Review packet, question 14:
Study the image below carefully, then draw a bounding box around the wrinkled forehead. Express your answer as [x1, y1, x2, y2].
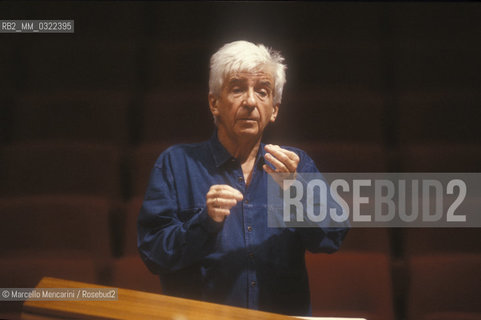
[224, 69, 275, 86]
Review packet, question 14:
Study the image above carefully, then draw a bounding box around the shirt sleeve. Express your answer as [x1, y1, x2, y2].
[292, 148, 350, 253]
[137, 153, 222, 274]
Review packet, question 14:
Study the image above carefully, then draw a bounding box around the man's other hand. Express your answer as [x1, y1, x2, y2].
[206, 185, 243, 222]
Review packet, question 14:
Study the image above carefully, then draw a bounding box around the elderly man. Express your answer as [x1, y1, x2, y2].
[138, 40, 348, 316]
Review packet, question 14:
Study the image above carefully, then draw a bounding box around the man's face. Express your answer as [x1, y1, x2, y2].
[209, 70, 278, 140]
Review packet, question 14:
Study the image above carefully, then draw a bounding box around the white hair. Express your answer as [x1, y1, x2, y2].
[209, 40, 287, 105]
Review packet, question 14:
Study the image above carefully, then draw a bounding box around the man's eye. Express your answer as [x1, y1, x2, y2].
[257, 90, 268, 97]
[232, 87, 242, 94]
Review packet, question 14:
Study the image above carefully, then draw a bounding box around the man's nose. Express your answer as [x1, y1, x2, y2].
[244, 88, 257, 108]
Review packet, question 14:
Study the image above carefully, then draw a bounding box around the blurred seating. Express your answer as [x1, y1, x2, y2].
[146, 42, 211, 90]
[294, 142, 387, 172]
[110, 256, 162, 294]
[403, 228, 481, 257]
[109, 197, 161, 293]
[20, 39, 138, 91]
[394, 0, 481, 90]
[306, 252, 395, 320]
[11, 91, 131, 145]
[115, 196, 143, 256]
[0, 196, 114, 314]
[396, 90, 480, 144]
[396, 217, 481, 319]
[0, 257, 98, 287]
[340, 228, 391, 254]
[0, 196, 113, 258]
[268, 89, 386, 144]
[288, 40, 384, 91]
[399, 143, 481, 172]
[422, 312, 481, 320]
[139, 90, 214, 143]
[0, 42, 15, 84]
[0, 256, 98, 315]
[0, 143, 123, 198]
[0, 95, 14, 144]
[406, 254, 481, 320]
[128, 144, 171, 198]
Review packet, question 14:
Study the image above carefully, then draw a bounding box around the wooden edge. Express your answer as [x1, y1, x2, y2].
[22, 277, 297, 320]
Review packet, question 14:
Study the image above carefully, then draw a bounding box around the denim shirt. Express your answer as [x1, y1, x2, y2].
[137, 132, 348, 316]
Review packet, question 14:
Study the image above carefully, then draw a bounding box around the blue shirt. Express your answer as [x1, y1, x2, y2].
[137, 132, 348, 316]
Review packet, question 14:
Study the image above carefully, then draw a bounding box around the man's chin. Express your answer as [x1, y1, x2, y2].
[236, 127, 261, 138]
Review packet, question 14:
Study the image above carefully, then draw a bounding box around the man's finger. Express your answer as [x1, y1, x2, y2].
[263, 164, 275, 175]
[209, 207, 231, 216]
[207, 197, 238, 209]
[266, 144, 300, 163]
[265, 150, 296, 173]
[208, 185, 243, 201]
[211, 189, 243, 201]
[208, 207, 231, 222]
[267, 145, 299, 162]
[210, 184, 243, 195]
[265, 145, 299, 172]
[283, 149, 300, 162]
[265, 153, 288, 172]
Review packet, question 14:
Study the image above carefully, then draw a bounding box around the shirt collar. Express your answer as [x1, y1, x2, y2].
[208, 130, 266, 168]
[209, 131, 235, 168]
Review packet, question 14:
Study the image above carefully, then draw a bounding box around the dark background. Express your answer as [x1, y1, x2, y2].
[1, 2, 480, 320]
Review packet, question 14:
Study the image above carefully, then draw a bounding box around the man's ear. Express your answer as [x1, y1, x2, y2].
[270, 104, 279, 123]
[208, 93, 219, 117]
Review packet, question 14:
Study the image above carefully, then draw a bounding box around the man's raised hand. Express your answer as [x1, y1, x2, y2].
[263, 144, 300, 188]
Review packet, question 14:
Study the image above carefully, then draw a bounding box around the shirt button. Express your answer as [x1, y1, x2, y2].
[238, 176, 243, 183]
[244, 199, 249, 204]
[250, 281, 256, 287]
[247, 226, 253, 232]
